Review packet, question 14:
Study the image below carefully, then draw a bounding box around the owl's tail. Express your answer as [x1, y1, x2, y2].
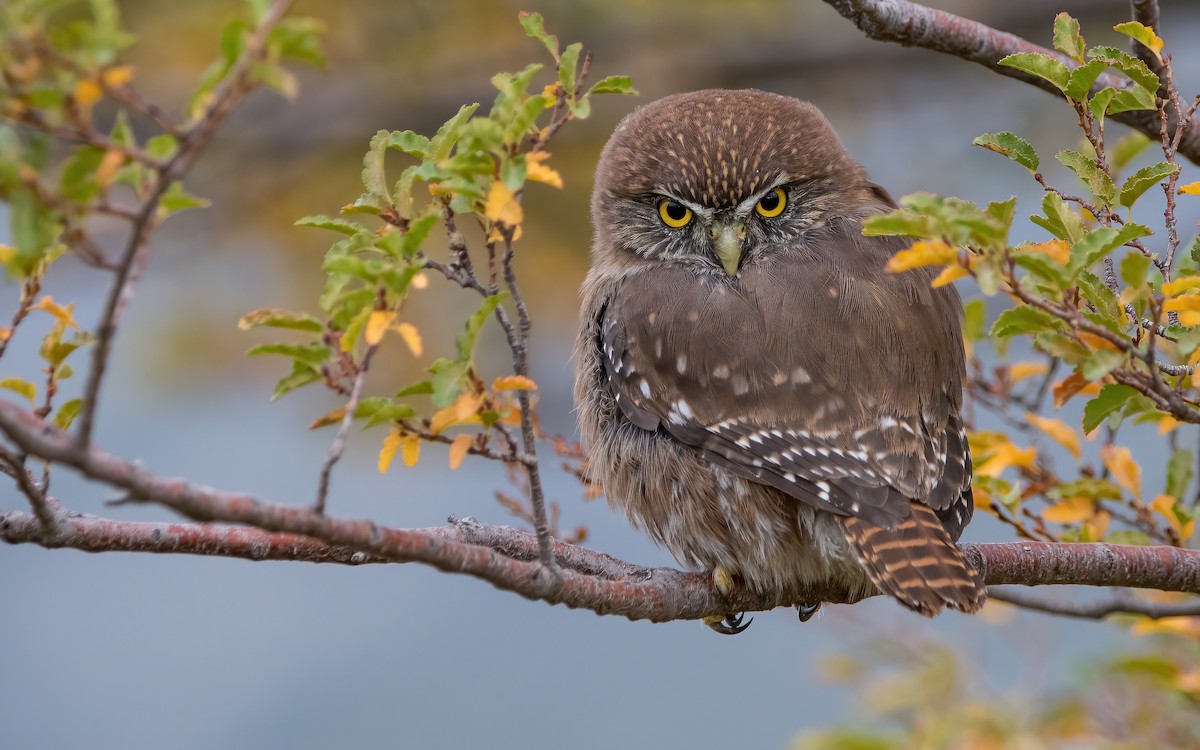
[841, 501, 986, 616]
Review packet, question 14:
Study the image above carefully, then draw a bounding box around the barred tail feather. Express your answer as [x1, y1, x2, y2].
[841, 501, 986, 616]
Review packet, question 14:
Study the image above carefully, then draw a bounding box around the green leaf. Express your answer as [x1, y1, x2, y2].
[145, 134, 179, 161]
[387, 130, 430, 159]
[1119, 252, 1152, 289]
[1167, 448, 1193, 501]
[1068, 223, 1152, 276]
[394, 211, 439, 258]
[158, 181, 210, 217]
[1082, 383, 1138, 432]
[247, 342, 331, 367]
[58, 146, 105, 202]
[1031, 193, 1085, 245]
[428, 358, 470, 409]
[53, 397, 82, 430]
[238, 308, 323, 333]
[1081, 349, 1125, 380]
[1107, 86, 1157, 114]
[269, 16, 327, 68]
[986, 197, 1018, 232]
[998, 52, 1069, 91]
[1049, 479, 1122, 501]
[587, 75, 638, 96]
[1113, 21, 1164, 63]
[396, 380, 435, 398]
[991, 307, 1058, 337]
[361, 130, 390, 204]
[354, 397, 417, 428]
[1052, 13, 1086, 63]
[1056, 150, 1116, 206]
[295, 215, 366, 236]
[972, 132, 1038, 172]
[0, 377, 35, 403]
[962, 299, 986, 341]
[427, 103, 480, 162]
[272, 361, 321, 400]
[1110, 132, 1153, 174]
[1013, 252, 1068, 291]
[1119, 162, 1179, 208]
[456, 292, 509, 363]
[1090, 88, 1117, 126]
[518, 11, 558, 59]
[861, 211, 934, 238]
[559, 42, 582, 98]
[1088, 46, 1161, 92]
[1064, 60, 1109, 101]
[1035, 332, 1089, 364]
[1106, 529, 1153, 545]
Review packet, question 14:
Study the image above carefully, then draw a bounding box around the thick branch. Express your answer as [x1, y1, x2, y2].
[824, 0, 1200, 166]
[2, 399, 1200, 625]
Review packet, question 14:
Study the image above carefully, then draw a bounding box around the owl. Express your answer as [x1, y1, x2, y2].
[573, 89, 986, 633]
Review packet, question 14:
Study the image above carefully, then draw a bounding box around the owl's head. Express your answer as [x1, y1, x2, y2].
[592, 89, 887, 276]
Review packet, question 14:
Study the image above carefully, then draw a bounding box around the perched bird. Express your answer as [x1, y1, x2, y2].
[573, 89, 986, 633]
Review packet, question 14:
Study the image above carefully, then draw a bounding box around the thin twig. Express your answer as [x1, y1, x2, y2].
[313, 345, 376, 514]
[0, 444, 57, 534]
[990, 585, 1200, 620]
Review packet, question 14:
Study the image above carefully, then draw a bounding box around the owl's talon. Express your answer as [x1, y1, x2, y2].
[796, 602, 822, 622]
[712, 566, 736, 596]
[703, 612, 753, 635]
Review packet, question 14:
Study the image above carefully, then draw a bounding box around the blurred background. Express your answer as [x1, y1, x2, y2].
[3, 0, 1200, 747]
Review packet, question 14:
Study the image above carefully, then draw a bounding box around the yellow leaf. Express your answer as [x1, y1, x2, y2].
[1151, 494, 1192, 539]
[402, 433, 420, 467]
[1009, 362, 1049, 382]
[32, 296, 77, 328]
[1179, 182, 1200, 195]
[930, 264, 968, 287]
[411, 273, 429, 290]
[1163, 293, 1200, 312]
[1043, 496, 1095, 524]
[309, 406, 346, 430]
[365, 310, 397, 346]
[74, 78, 103, 108]
[0, 244, 15, 264]
[394, 322, 422, 357]
[95, 149, 125, 188]
[1077, 331, 1121, 352]
[1101, 444, 1141, 498]
[1161, 276, 1200, 296]
[448, 434, 472, 470]
[454, 392, 483, 421]
[0, 377, 36, 403]
[1022, 239, 1070, 266]
[1084, 509, 1111, 541]
[1180, 310, 1200, 327]
[429, 405, 456, 434]
[885, 240, 956, 272]
[526, 153, 563, 189]
[379, 428, 403, 473]
[975, 441, 1037, 478]
[1024, 412, 1081, 459]
[484, 181, 524, 227]
[1052, 372, 1100, 409]
[101, 65, 134, 88]
[1157, 415, 1183, 435]
[486, 224, 523, 243]
[493, 375, 538, 391]
[0, 328, 11, 343]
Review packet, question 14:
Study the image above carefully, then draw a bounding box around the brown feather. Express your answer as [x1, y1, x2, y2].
[842, 502, 986, 616]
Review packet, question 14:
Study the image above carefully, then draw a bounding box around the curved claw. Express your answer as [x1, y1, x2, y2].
[796, 602, 822, 622]
[704, 612, 753, 635]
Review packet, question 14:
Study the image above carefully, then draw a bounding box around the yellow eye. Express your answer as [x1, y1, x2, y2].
[755, 187, 787, 218]
[657, 198, 693, 228]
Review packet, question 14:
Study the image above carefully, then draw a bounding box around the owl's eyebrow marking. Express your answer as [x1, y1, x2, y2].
[734, 177, 793, 217]
[653, 191, 713, 220]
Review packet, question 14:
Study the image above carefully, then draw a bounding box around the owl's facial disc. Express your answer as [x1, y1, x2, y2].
[709, 220, 745, 276]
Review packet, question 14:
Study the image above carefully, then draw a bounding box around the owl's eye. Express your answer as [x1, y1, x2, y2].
[754, 188, 787, 218]
[657, 198, 693, 228]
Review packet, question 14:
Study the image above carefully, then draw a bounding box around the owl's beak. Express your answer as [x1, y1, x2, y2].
[711, 221, 746, 277]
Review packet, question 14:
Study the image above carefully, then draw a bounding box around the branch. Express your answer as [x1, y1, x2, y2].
[2, 399, 1199, 625]
[74, 0, 295, 449]
[824, 0, 1200, 166]
[989, 585, 1200, 620]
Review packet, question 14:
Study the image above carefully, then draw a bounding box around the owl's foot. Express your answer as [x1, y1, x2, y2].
[796, 602, 822, 622]
[703, 612, 753, 635]
[712, 566, 736, 596]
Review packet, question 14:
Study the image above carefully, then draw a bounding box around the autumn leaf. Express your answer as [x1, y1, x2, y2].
[930, 264, 968, 288]
[309, 406, 346, 430]
[411, 273, 429, 290]
[101, 65, 135, 88]
[493, 375, 538, 391]
[32, 296, 77, 328]
[526, 152, 563, 189]
[1101, 444, 1141, 498]
[885, 240, 956, 272]
[448, 434, 473, 470]
[365, 310, 397, 346]
[1163, 294, 1200, 313]
[402, 433, 420, 467]
[485, 181, 524, 227]
[455, 392, 483, 421]
[395, 322, 422, 357]
[1160, 276, 1200, 296]
[1179, 182, 1200, 195]
[1025, 412, 1081, 459]
[975, 441, 1037, 478]
[379, 428, 403, 473]
[74, 78, 103, 108]
[1023, 239, 1069, 265]
[1043, 496, 1095, 524]
[1009, 362, 1050, 382]
[1052, 371, 1101, 409]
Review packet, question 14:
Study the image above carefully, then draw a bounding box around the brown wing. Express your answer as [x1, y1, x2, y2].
[599, 218, 972, 535]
